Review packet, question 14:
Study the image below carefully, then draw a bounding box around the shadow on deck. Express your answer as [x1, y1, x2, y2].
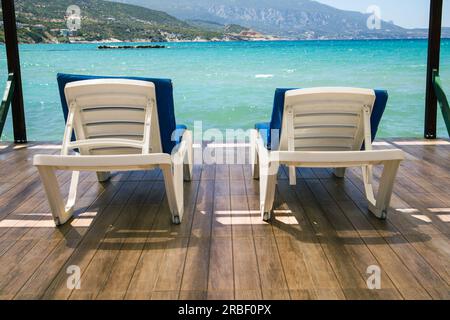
[0, 139, 449, 300]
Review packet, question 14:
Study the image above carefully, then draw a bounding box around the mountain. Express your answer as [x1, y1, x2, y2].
[186, 19, 249, 34]
[111, 0, 450, 39]
[0, 0, 237, 43]
[3, 1, 448, 43]
[407, 27, 450, 39]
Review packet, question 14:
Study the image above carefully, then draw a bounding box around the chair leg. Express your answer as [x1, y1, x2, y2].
[162, 164, 184, 224]
[183, 130, 193, 182]
[37, 167, 79, 226]
[252, 153, 260, 180]
[96, 171, 111, 182]
[362, 165, 376, 205]
[250, 129, 260, 179]
[289, 166, 296, 185]
[368, 161, 401, 219]
[260, 161, 279, 221]
[334, 168, 346, 178]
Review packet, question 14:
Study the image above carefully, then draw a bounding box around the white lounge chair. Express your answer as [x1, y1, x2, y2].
[34, 79, 193, 226]
[251, 87, 404, 221]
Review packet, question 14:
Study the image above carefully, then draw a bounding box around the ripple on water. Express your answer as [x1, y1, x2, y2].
[0, 40, 449, 141]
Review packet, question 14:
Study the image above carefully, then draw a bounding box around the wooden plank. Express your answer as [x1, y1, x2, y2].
[180, 237, 210, 292]
[290, 177, 391, 300]
[233, 237, 262, 299]
[342, 168, 450, 288]
[0, 140, 448, 300]
[334, 170, 450, 298]
[242, 168, 290, 298]
[212, 164, 231, 237]
[0, 169, 72, 245]
[230, 165, 253, 237]
[308, 178, 425, 299]
[230, 164, 262, 298]
[123, 237, 168, 299]
[0, 170, 90, 270]
[95, 176, 168, 299]
[11, 175, 117, 299]
[207, 291, 234, 300]
[125, 165, 203, 299]
[253, 235, 290, 298]
[69, 203, 148, 300]
[275, 181, 346, 299]
[207, 164, 234, 295]
[41, 182, 139, 299]
[150, 236, 189, 294]
[244, 172, 273, 238]
[125, 178, 200, 299]
[69, 177, 162, 299]
[179, 290, 207, 300]
[207, 237, 234, 293]
[95, 204, 162, 299]
[190, 179, 214, 238]
[179, 163, 216, 295]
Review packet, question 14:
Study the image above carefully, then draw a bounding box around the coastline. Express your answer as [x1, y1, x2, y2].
[5, 36, 448, 45]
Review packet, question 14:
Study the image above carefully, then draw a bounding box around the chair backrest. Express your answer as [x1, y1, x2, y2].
[266, 88, 388, 150]
[278, 87, 376, 152]
[57, 73, 178, 154]
[61, 79, 162, 156]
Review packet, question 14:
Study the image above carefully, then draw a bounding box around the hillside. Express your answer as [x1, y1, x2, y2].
[2, 1, 448, 43]
[112, 0, 450, 39]
[0, 0, 231, 43]
[186, 19, 249, 34]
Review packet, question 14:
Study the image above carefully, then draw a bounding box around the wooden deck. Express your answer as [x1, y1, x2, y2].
[0, 139, 449, 300]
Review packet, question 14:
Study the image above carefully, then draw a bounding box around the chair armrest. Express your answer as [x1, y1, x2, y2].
[171, 129, 192, 164]
[33, 153, 172, 171]
[252, 129, 270, 164]
[272, 149, 404, 167]
[255, 122, 271, 149]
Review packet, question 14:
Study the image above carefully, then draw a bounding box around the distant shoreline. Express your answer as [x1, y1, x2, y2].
[2, 37, 449, 45]
[63, 37, 450, 44]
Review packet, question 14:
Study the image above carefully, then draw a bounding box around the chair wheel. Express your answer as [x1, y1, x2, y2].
[263, 212, 271, 222]
[173, 216, 181, 225]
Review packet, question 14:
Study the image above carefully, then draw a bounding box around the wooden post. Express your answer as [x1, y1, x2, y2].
[424, 0, 443, 139]
[1, 0, 27, 143]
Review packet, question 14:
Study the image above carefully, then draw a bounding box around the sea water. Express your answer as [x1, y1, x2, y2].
[0, 39, 449, 141]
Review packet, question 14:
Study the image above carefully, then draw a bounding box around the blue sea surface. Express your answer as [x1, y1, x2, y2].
[0, 39, 449, 141]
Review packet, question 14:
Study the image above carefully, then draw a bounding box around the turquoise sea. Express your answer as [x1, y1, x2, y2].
[1, 39, 449, 141]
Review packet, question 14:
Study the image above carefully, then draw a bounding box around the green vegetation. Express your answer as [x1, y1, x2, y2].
[186, 20, 249, 34]
[0, 0, 227, 43]
[224, 24, 249, 34]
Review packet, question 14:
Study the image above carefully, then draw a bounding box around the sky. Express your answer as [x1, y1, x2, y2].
[316, 0, 450, 28]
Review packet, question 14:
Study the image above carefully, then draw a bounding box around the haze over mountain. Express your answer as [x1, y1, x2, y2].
[111, 0, 449, 39]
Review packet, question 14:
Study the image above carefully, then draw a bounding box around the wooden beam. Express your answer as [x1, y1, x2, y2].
[424, 0, 443, 139]
[1, 0, 27, 143]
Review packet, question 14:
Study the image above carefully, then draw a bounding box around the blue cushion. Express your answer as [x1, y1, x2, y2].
[254, 122, 270, 147]
[173, 124, 187, 145]
[57, 73, 185, 154]
[256, 88, 388, 150]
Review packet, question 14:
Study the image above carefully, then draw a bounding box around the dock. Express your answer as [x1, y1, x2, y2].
[0, 139, 448, 300]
